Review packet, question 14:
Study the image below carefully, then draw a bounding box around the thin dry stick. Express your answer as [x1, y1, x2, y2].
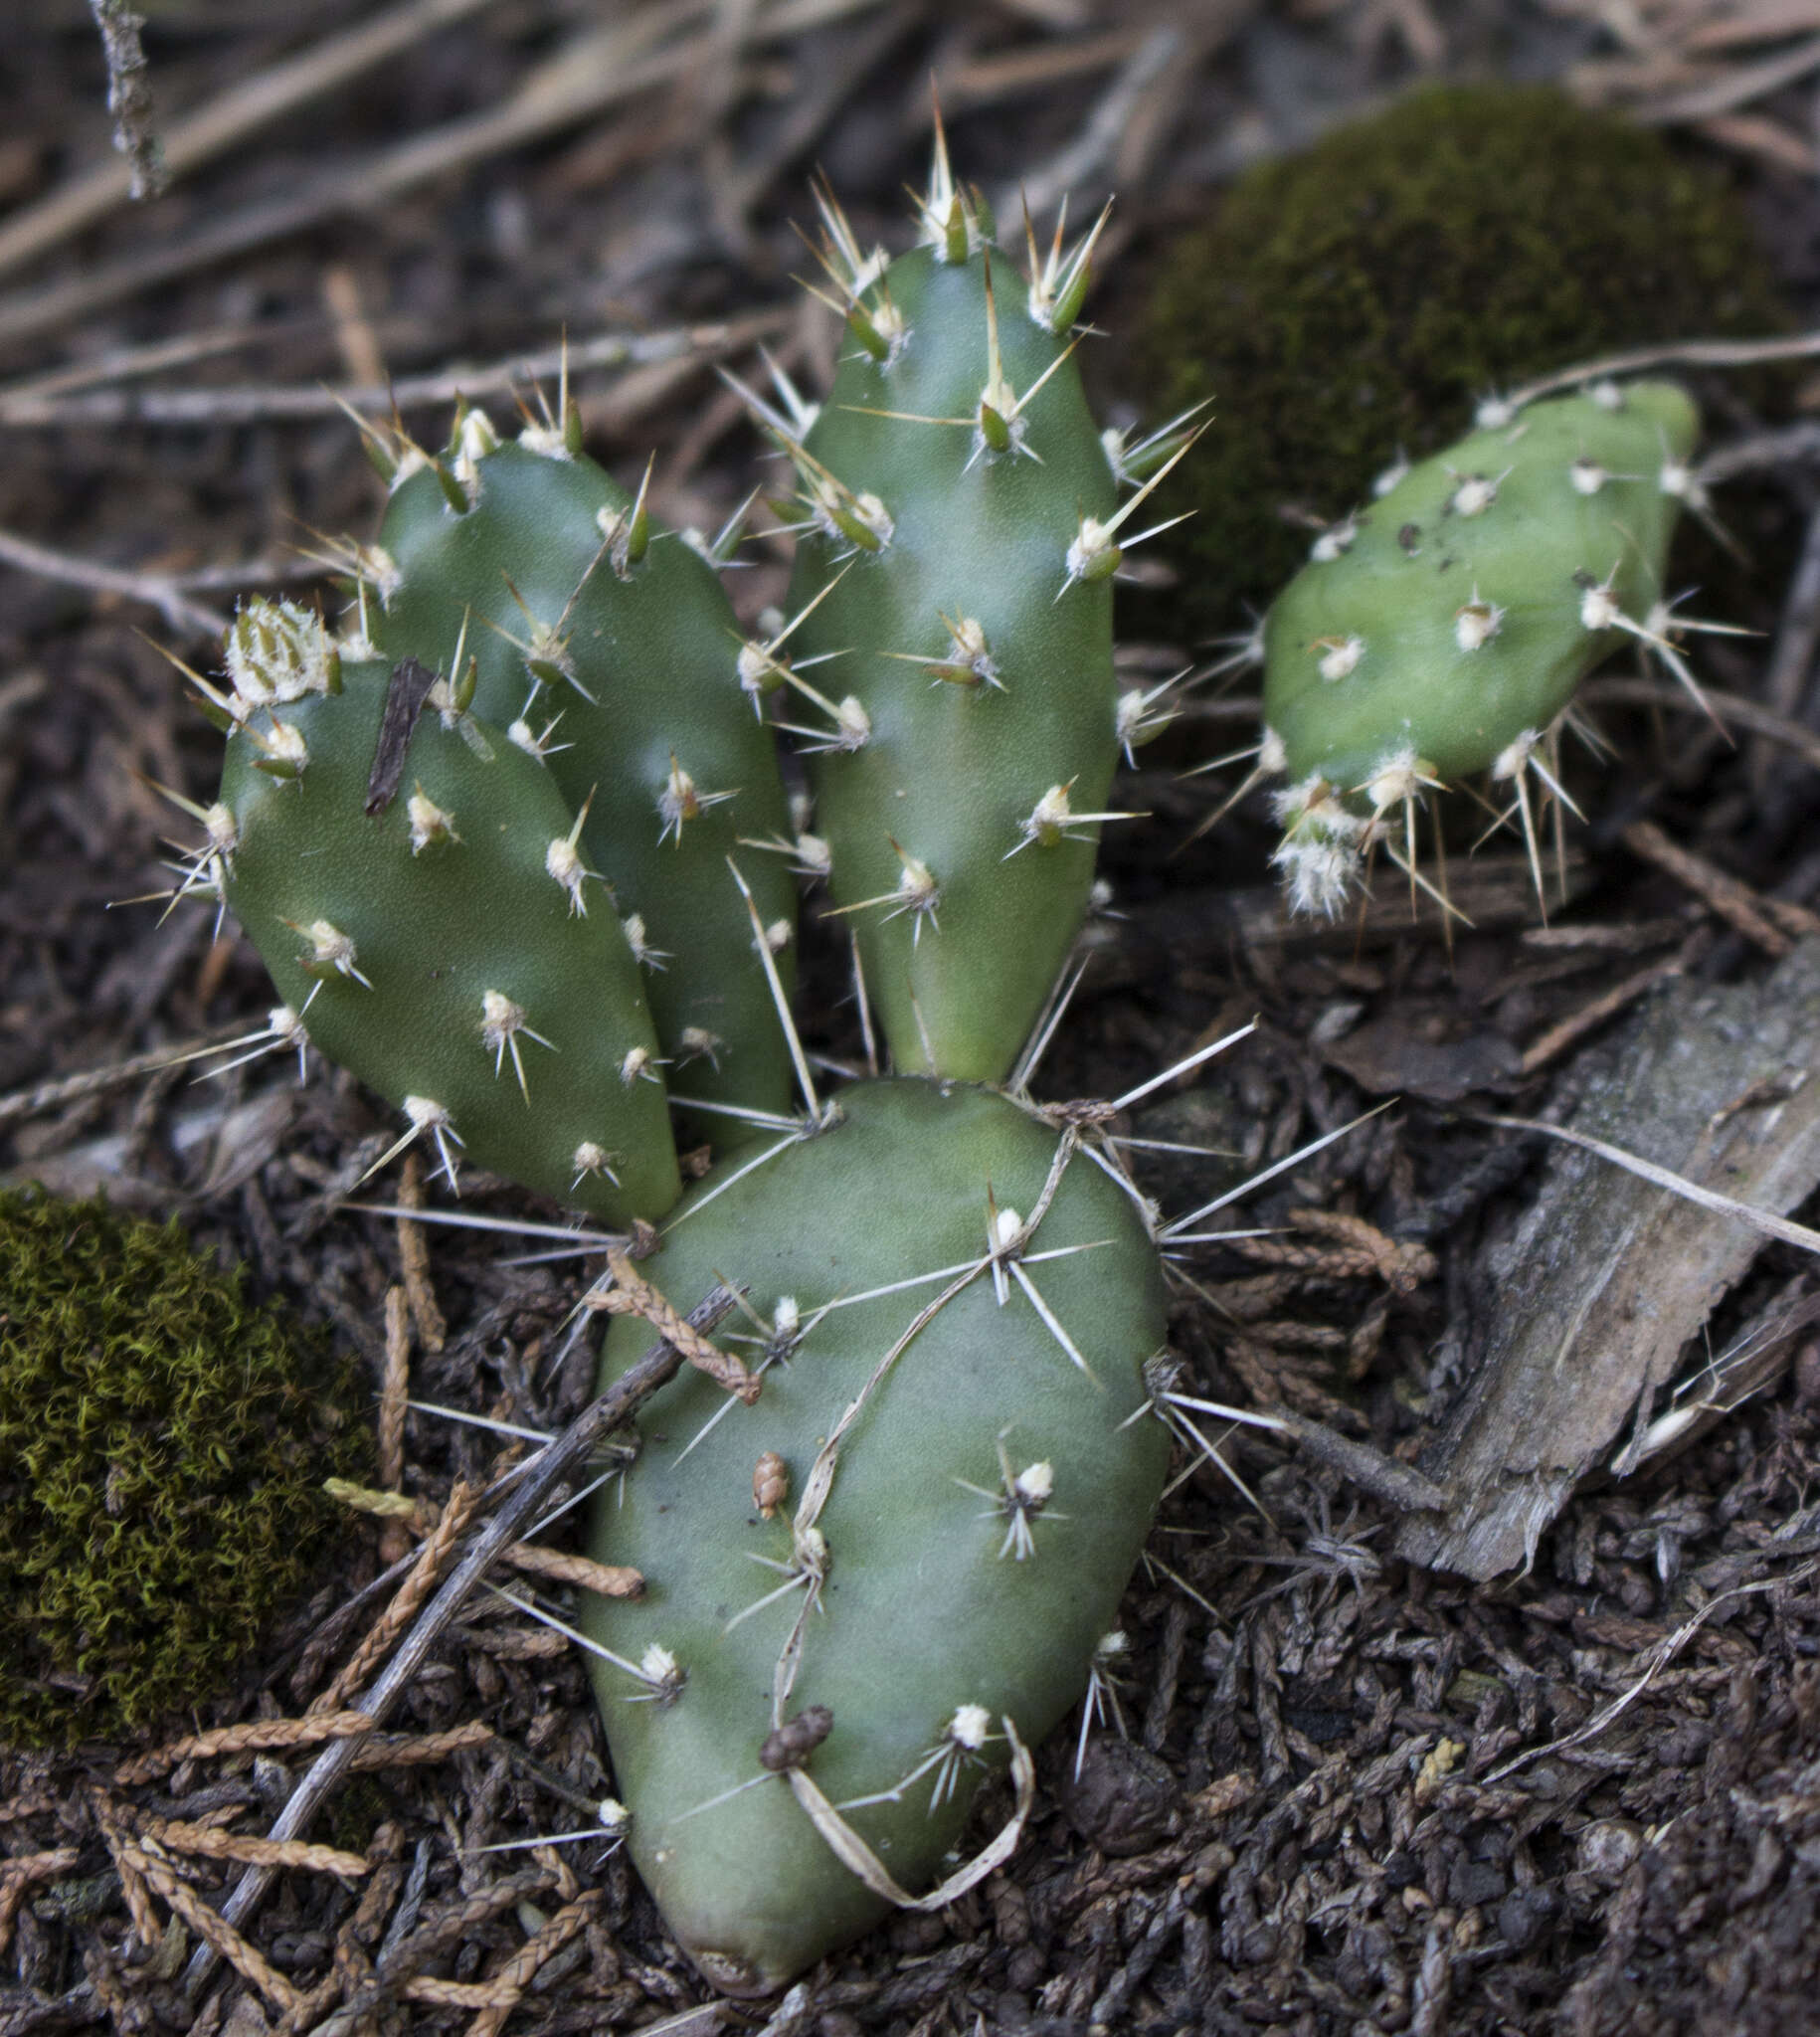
[4, 0, 492, 279]
[183, 1285, 737, 1999]
[0, 312, 792, 430]
[1582, 675, 1820, 774]
[0, 1028, 240, 1131]
[115, 1711, 375, 1787]
[88, 0, 163, 200]
[1520, 941, 1701, 1075]
[0, 524, 225, 636]
[397, 1152, 447, 1352]
[1620, 818, 1807, 957]
[1505, 329, 1820, 410]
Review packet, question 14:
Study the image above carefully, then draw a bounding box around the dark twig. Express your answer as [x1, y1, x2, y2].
[181, 1282, 737, 2002]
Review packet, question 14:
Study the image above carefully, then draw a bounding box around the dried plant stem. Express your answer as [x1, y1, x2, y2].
[88, 0, 163, 201]
[0, 524, 225, 636]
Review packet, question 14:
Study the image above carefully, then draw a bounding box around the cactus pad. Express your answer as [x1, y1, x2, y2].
[581, 1077, 1169, 1991]
[778, 170, 1124, 1080]
[216, 619, 680, 1222]
[1258, 381, 1699, 914]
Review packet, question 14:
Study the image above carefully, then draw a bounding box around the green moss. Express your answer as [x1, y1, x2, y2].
[0, 1189, 366, 1749]
[1125, 84, 1788, 644]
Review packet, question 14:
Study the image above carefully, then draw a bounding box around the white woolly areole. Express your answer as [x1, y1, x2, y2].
[1454, 598, 1505, 652]
[546, 833, 588, 910]
[1474, 396, 1516, 431]
[774, 1295, 801, 1338]
[1310, 515, 1358, 562]
[404, 1095, 451, 1131]
[1448, 473, 1499, 517]
[1365, 745, 1430, 814]
[1317, 635, 1365, 682]
[1014, 1462, 1054, 1505]
[993, 1207, 1024, 1250]
[1579, 582, 1624, 633]
[1569, 457, 1608, 496]
[408, 791, 455, 853]
[949, 1704, 992, 1750]
[1492, 728, 1540, 782]
[639, 1644, 678, 1683]
[1259, 727, 1289, 777]
[1372, 451, 1412, 495]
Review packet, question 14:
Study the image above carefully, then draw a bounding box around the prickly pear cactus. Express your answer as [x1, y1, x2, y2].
[1259, 381, 1700, 914]
[773, 148, 1141, 1081]
[353, 408, 799, 1126]
[581, 1078, 1170, 1993]
[211, 602, 681, 1222]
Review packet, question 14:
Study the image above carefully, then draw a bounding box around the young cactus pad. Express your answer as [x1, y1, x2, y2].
[580, 1077, 1170, 1992]
[779, 174, 1123, 1081]
[1260, 381, 1699, 913]
[215, 615, 680, 1222]
[363, 422, 799, 1124]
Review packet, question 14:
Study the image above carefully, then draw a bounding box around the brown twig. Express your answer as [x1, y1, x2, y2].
[1519, 936, 1706, 1075]
[0, 524, 226, 636]
[593, 1246, 757, 1400]
[1620, 819, 1810, 957]
[1582, 674, 1820, 774]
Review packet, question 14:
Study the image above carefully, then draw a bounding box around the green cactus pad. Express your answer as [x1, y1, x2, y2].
[1260, 382, 1698, 912]
[581, 1077, 1169, 1992]
[782, 196, 1120, 1082]
[365, 427, 799, 1126]
[218, 639, 680, 1222]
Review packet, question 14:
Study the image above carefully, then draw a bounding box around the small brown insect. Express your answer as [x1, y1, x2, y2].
[759, 1705, 832, 1772]
[753, 1451, 789, 1519]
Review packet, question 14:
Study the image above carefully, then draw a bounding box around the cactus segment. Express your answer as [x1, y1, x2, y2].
[1258, 382, 1699, 913]
[364, 433, 799, 1124]
[580, 1078, 1170, 1992]
[217, 644, 680, 1222]
[782, 205, 1120, 1081]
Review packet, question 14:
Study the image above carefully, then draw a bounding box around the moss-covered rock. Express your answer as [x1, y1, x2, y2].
[1125, 84, 1788, 644]
[0, 1190, 365, 1749]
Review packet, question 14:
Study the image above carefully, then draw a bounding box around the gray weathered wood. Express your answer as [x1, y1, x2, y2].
[1397, 937, 1820, 1579]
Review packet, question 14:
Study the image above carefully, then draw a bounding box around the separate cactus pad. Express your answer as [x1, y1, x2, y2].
[1259, 381, 1699, 914]
[778, 165, 1124, 1081]
[214, 606, 680, 1222]
[581, 1077, 1170, 1992]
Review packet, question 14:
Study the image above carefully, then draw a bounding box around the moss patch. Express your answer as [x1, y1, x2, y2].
[0, 1189, 366, 1749]
[1124, 84, 1789, 645]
